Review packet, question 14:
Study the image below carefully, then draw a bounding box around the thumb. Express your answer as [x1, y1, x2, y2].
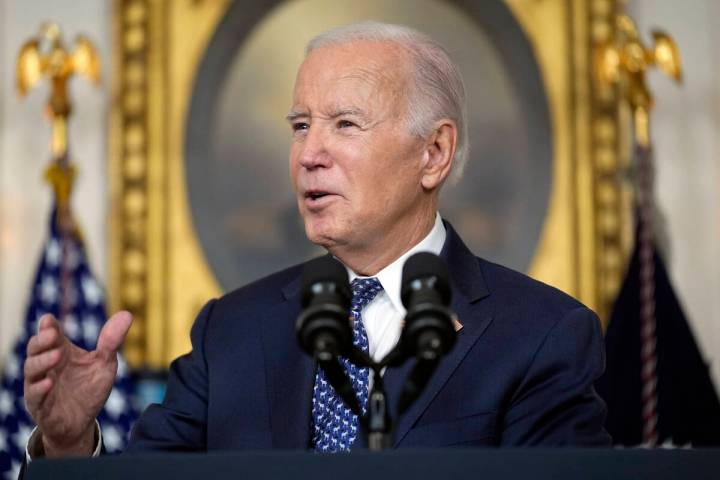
[96, 311, 133, 361]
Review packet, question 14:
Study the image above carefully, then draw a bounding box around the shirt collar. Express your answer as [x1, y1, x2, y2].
[347, 213, 446, 313]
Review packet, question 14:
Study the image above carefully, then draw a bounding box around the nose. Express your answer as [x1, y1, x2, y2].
[297, 125, 331, 170]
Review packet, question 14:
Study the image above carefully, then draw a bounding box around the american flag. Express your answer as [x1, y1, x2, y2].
[0, 207, 138, 479]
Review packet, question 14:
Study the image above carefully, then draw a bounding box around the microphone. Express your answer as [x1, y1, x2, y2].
[400, 252, 456, 360]
[397, 252, 457, 414]
[297, 256, 352, 360]
[296, 256, 361, 415]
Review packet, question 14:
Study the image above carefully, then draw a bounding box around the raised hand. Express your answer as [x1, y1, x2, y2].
[23, 311, 133, 457]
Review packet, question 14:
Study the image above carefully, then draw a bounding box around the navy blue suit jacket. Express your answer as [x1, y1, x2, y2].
[126, 222, 610, 451]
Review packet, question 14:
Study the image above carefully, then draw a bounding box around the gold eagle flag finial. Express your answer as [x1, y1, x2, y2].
[16, 22, 101, 209]
[594, 13, 682, 147]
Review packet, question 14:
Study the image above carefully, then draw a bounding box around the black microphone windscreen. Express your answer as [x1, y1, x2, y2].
[401, 252, 451, 305]
[300, 256, 351, 306]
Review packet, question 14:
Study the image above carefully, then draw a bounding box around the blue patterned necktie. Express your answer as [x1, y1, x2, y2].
[311, 277, 383, 452]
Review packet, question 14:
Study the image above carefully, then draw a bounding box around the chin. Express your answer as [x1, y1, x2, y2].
[303, 217, 345, 250]
[303, 219, 333, 247]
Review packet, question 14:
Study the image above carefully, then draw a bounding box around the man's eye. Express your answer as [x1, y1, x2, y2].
[338, 120, 356, 129]
[292, 122, 309, 132]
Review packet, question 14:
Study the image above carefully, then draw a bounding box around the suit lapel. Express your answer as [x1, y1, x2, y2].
[385, 221, 493, 447]
[261, 276, 315, 449]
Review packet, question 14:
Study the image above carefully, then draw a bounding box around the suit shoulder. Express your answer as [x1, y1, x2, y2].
[478, 257, 590, 318]
[212, 261, 305, 314]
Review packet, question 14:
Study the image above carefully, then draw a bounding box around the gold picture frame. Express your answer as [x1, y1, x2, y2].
[110, 0, 631, 369]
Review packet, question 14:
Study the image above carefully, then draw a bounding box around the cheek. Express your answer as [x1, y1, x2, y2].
[288, 150, 303, 190]
[326, 133, 421, 210]
[343, 165, 397, 221]
[365, 147, 421, 196]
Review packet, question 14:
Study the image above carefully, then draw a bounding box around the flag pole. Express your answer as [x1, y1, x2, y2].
[635, 116, 659, 446]
[1, 25, 134, 476]
[594, 13, 682, 447]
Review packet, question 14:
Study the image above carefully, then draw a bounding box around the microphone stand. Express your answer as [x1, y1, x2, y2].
[342, 343, 440, 451]
[331, 348, 394, 451]
[366, 367, 391, 451]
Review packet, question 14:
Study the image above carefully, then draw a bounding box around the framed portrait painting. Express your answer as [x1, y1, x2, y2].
[110, 0, 631, 368]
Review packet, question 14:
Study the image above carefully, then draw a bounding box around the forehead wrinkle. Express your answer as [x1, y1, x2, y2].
[336, 67, 410, 122]
[338, 65, 385, 88]
[338, 57, 409, 98]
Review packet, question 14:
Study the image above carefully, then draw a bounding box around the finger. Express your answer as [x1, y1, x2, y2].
[96, 311, 133, 361]
[38, 313, 59, 332]
[39, 314, 68, 347]
[24, 377, 53, 413]
[26, 326, 62, 356]
[24, 348, 62, 383]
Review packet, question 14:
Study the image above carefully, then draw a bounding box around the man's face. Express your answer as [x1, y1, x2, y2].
[288, 41, 428, 256]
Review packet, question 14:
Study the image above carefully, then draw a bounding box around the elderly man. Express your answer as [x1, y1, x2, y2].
[23, 22, 609, 460]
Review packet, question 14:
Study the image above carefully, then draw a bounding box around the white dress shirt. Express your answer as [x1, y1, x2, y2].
[346, 213, 446, 362]
[27, 213, 446, 459]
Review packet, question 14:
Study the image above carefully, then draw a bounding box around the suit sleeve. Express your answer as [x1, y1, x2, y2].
[124, 299, 216, 453]
[500, 306, 612, 446]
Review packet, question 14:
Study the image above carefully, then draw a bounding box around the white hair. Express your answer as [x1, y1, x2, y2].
[306, 21, 469, 184]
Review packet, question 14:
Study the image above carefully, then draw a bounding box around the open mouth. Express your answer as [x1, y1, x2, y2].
[305, 190, 332, 200]
[303, 190, 338, 209]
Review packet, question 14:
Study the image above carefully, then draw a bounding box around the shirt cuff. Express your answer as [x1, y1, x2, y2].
[25, 420, 102, 462]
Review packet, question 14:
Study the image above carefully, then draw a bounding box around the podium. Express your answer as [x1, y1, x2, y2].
[26, 449, 720, 479]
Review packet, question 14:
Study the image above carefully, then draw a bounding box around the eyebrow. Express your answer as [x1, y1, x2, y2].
[285, 107, 368, 122]
[285, 111, 307, 122]
[332, 107, 366, 118]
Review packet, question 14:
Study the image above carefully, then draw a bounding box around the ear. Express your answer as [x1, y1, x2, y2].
[421, 120, 457, 190]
